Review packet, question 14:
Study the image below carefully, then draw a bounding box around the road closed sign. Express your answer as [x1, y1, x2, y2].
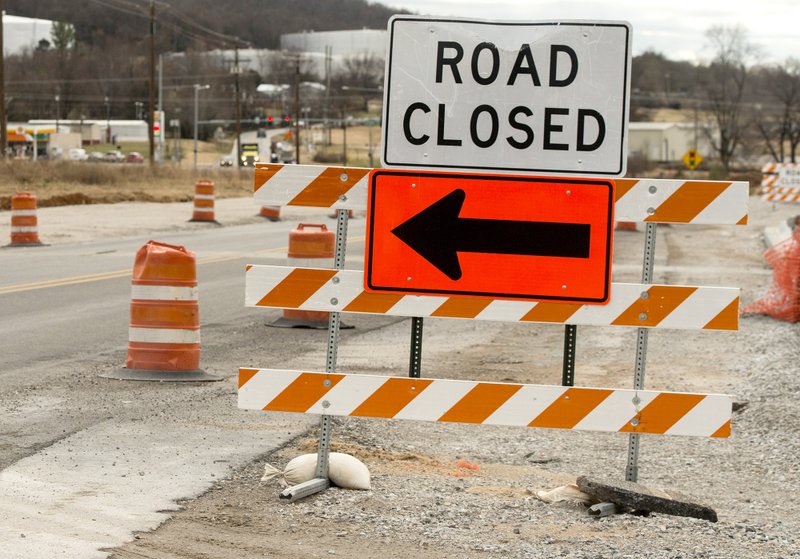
[382, 16, 632, 177]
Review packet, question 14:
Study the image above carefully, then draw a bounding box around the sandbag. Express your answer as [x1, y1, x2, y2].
[262, 452, 371, 490]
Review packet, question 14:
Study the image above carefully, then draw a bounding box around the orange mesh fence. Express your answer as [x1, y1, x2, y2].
[741, 227, 800, 323]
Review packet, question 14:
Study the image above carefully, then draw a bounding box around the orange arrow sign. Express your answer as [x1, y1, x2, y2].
[365, 170, 615, 303]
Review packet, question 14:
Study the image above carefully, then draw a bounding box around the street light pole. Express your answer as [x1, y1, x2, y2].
[193, 84, 210, 170]
[104, 96, 111, 144]
[55, 94, 60, 134]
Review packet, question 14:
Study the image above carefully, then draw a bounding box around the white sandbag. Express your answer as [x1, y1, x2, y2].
[261, 452, 371, 490]
[536, 483, 594, 505]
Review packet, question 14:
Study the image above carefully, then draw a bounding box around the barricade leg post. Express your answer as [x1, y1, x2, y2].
[626, 222, 658, 482]
[282, 209, 350, 501]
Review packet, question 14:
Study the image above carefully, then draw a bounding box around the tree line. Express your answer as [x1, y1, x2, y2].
[4, 8, 799, 173]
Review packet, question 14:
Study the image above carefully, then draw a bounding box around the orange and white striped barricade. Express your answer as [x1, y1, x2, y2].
[761, 163, 800, 203]
[254, 164, 749, 226]
[270, 223, 351, 330]
[105, 240, 220, 381]
[238, 369, 732, 439]
[189, 180, 219, 223]
[7, 192, 45, 247]
[242, 163, 748, 496]
[258, 205, 281, 221]
[245, 267, 740, 331]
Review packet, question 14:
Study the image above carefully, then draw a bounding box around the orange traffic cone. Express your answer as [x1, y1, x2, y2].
[270, 223, 351, 329]
[189, 180, 219, 223]
[259, 206, 281, 221]
[7, 192, 45, 247]
[615, 222, 638, 231]
[105, 240, 220, 381]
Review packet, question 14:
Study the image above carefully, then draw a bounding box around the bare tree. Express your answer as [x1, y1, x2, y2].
[755, 59, 800, 163]
[698, 25, 759, 175]
[335, 52, 384, 111]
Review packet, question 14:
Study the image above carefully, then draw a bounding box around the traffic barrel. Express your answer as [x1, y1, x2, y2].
[615, 222, 638, 231]
[259, 205, 281, 221]
[270, 223, 351, 329]
[189, 180, 219, 223]
[7, 192, 44, 247]
[105, 240, 220, 381]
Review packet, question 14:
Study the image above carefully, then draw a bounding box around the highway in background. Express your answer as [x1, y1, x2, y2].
[0, 217, 368, 557]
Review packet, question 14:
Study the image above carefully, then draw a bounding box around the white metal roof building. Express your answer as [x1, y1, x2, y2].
[280, 29, 387, 58]
[2, 13, 54, 56]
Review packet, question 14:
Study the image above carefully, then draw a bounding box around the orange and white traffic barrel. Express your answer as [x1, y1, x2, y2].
[189, 180, 218, 223]
[8, 192, 44, 246]
[271, 223, 351, 329]
[106, 240, 219, 381]
[259, 205, 281, 221]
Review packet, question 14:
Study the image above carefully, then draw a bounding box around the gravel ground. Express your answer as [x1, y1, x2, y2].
[104, 194, 800, 559]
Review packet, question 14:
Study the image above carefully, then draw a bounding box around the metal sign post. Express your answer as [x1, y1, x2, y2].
[625, 221, 657, 483]
[280, 208, 349, 502]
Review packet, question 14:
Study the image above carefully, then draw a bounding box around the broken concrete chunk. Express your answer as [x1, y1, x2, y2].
[576, 476, 718, 522]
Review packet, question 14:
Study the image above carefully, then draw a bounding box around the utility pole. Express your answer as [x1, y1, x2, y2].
[0, 0, 7, 159]
[148, 0, 155, 166]
[234, 46, 242, 167]
[294, 56, 300, 164]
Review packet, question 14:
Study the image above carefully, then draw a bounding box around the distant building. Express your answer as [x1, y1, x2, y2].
[628, 122, 711, 163]
[280, 29, 387, 58]
[29, 120, 149, 144]
[2, 13, 55, 56]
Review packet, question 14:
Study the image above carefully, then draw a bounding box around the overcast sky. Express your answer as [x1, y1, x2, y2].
[384, 0, 798, 64]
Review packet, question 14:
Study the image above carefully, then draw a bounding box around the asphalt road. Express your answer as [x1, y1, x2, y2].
[0, 217, 367, 558]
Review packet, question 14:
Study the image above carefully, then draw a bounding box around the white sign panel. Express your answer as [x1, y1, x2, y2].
[381, 17, 632, 177]
[778, 164, 800, 187]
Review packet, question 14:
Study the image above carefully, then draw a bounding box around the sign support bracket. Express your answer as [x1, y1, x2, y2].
[409, 317, 423, 378]
[561, 324, 577, 387]
[625, 221, 657, 483]
[281, 209, 349, 502]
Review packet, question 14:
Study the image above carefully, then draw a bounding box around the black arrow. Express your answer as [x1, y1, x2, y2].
[391, 189, 591, 281]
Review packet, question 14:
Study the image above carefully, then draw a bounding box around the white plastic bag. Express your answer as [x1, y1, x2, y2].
[262, 452, 371, 490]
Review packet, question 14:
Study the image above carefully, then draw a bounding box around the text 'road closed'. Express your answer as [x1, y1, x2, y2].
[382, 17, 632, 176]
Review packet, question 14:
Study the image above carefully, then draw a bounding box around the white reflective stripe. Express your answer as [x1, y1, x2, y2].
[306, 374, 389, 415]
[11, 226, 38, 233]
[255, 164, 326, 205]
[192, 207, 215, 213]
[691, 182, 749, 225]
[128, 327, 200, 344]
[131, 284, 197, 301]
[287, 256, 334, 268]
[665, 395, 732, 437]
[193, 194, 215, 200]
[238, 369, 301, 410]
[483, 385, 566, 426]
[394, 380, 476, 421]
[10, 210, 37, 216]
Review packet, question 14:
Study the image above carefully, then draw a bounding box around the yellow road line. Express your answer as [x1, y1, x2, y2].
[0, 235, 366, 295]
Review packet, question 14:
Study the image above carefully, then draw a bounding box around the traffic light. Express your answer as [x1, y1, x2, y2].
[283, 114, 291, 123]
[267, 115, 274, 127]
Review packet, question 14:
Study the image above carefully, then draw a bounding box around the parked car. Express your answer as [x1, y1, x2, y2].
[126, 151, 144, 163]
[87, 151, 105, 162]
[68, 148, 88, 161]
[103, 150, 124, 163]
